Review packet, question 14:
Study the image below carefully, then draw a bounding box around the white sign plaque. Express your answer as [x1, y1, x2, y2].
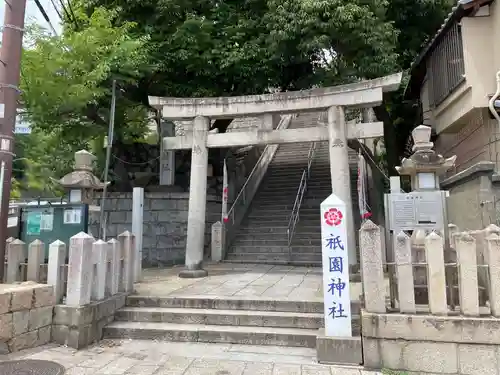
[320, 193, 352, 337]
[388, 191, 445, 231]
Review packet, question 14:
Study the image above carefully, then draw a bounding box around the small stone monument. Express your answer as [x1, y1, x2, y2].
[394, 125, 456, 304]
[396, 125, 456, 191]
[57, 150, 107, 204]
[57, 150, 107, 237]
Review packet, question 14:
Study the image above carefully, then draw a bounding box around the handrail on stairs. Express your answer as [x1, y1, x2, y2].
[287, 142, 317, 260]
[222, 115, 295, 253]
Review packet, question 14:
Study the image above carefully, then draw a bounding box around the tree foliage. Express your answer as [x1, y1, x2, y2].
[16, 7, 151, 196]
[16, 0, 455, 196]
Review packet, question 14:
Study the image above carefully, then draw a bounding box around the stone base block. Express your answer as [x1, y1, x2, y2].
[178, 269, 208, 279]
[0, 283, 55, 354]
[362, 311, 500, 374]
[316, 330, 362, 365]
[52, 292, 128, 350]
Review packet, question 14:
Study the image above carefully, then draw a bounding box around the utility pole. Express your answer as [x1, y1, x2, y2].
[98, 79, 117, 240]
[0, 0, 28, 281]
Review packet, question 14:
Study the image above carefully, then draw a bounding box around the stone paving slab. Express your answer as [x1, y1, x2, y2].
[0, 339, 383, 375]
[136, 263, 370, 302]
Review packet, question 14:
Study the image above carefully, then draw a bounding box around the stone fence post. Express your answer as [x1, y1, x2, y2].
[92, 240, 107, 301]
[424, 232, 447, 315]
[360, 220, 385, 313]
[118, 231, 135, 293]
[211, 221, 223, 262]
[456, 233, 479, 316]
[66, 232, 94, 306]
[27, 239, 44, 282]
[487, 233, 500, 317]
[395, 231, 415, 313]
[6, 239, 25, 283]
[47, 240, 66, 304]
[108, 239, 120, 295]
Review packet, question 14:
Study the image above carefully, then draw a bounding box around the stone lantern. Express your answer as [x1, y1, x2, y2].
[396, 125, 456, 191]
[57, 150, 107, 204]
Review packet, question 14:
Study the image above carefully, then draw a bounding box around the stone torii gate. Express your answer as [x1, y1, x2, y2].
[149, 73, 402, 278]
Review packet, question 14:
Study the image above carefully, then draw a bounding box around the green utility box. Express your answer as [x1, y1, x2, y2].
[19, 203, 89, 260]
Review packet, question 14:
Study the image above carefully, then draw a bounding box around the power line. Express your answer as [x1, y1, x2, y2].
[49, 0, 62, 20]
[33, 0, 58, 35]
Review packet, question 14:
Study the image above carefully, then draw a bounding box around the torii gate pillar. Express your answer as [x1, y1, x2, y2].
[327, 106, 356, 264]
[179, 116, 210, 278]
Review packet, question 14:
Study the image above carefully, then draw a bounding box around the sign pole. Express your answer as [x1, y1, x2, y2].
[321, 193, 352, 337]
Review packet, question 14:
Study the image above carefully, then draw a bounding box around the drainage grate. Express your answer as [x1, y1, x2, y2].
[0, 360, 65, 375]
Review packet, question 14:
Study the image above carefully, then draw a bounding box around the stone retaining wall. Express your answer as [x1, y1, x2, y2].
[52, 293, 127, 349]
[0, 283, 55, 353]
[91, 192, 221, 267]
[362, 312, 500, 374]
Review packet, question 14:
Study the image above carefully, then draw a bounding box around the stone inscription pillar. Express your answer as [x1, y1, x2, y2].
[160, 120, 175, 186]
[327, 106, 356, 265]
[179, 116, 209, 278]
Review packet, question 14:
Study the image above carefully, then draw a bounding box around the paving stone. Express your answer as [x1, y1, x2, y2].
[79, 353, 121, 368]
[155, 356, 194, 374]
[66, 368, 98, 375]
[126, 364, 160, 375]
[242, 362, 273, 375]
[331, 367, 361, 375]
[272, 363, 301, 375]
[98, 357, 138, 374]
[301, 365, 332, 375]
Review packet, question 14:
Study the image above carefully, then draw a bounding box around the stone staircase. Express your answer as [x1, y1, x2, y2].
[225, 112, 360, 266]
[103, 295, 361, 347]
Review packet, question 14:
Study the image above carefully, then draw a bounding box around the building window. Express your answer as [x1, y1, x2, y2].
[428, 23, 465, 107]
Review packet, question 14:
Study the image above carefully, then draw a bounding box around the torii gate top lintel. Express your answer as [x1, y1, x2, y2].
[149, 73, 402, 120]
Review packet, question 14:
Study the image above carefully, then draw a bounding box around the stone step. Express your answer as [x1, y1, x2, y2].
[126, 296, 324, 313]
[266, 168, 332, 177]
[230, 245, 289, 253]
[226, 252, 289, 262]
[115, 307, 324, 329]
[246, 203, 322, 211]
[236, 225, 322, 233]
[252, 199, 326, 206]
[233, 238, 320, 246]
[223, 258, 322, 268]
[246, 213, 321, 221]
[261, 180, 332, 188]
[244, 208, 322, 216]
[103, 321, 318, 348]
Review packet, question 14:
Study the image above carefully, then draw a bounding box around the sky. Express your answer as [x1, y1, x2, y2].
[0, 0, 62, 35]
[0, 0, 62, 132]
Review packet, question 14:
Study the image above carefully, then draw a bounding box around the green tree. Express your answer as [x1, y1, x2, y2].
[78, 0, 451, 161]
[17, 7, 151, 195]
[374, 0, 455, 174]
